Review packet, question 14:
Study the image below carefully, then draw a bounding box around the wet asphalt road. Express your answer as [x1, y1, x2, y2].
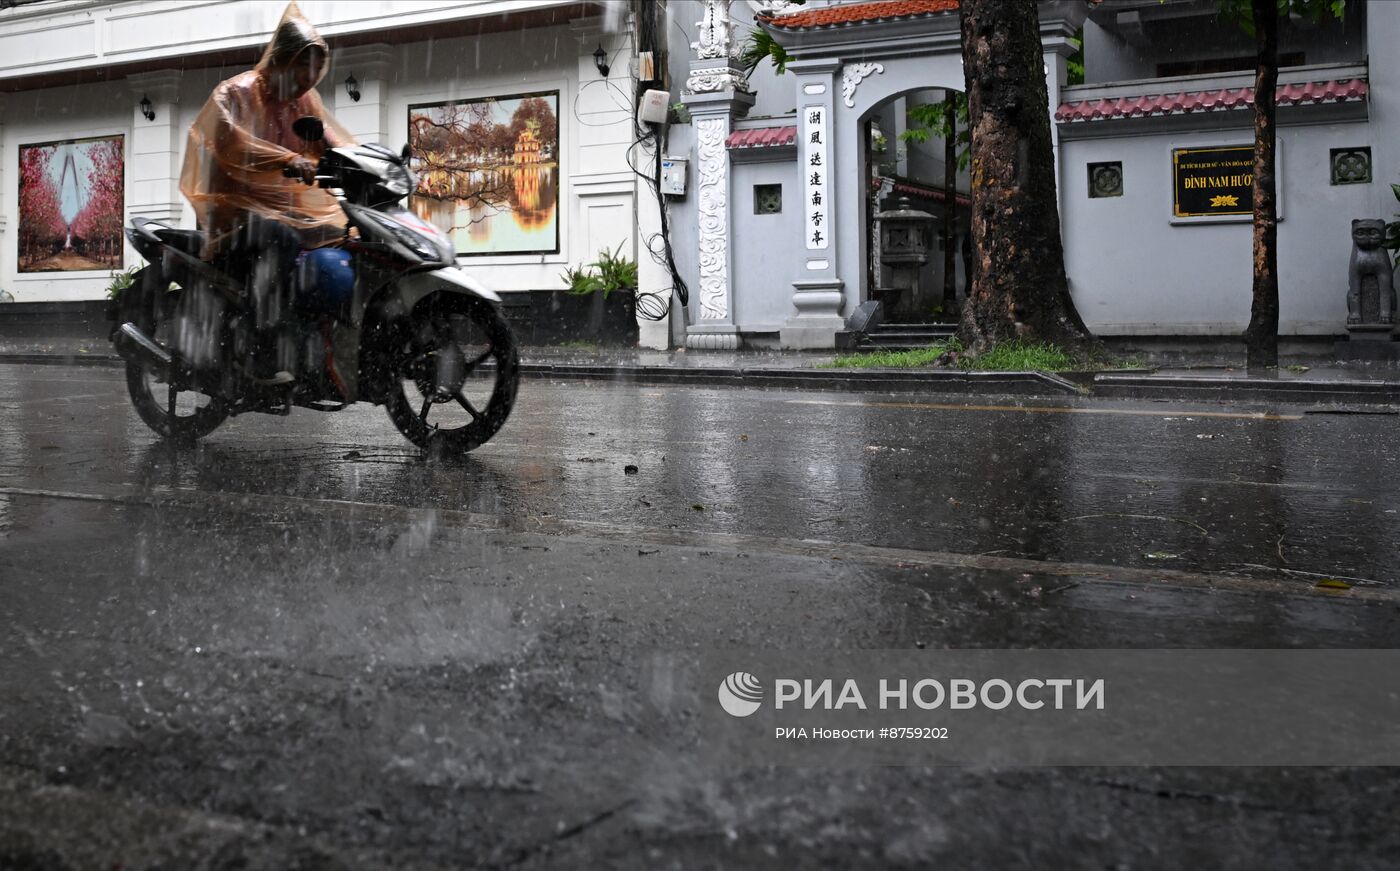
[1, 361, 1399, 869]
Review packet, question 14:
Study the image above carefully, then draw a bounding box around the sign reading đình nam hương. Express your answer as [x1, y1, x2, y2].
[1172, 145, 1255, 218]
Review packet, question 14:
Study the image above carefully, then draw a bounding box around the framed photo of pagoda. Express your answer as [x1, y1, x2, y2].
[407, 90, 560, 257]
[18, 134, 125, 273]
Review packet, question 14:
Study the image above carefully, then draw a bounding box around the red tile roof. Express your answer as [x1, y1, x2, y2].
[1056, 77, 1368, 123]
[761, 0, 959, 30]
[726, 125, 797, 149]
[873, 177, 970, 208]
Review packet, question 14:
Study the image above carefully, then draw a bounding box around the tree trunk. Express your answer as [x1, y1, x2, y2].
[1243, 0, 1280, 369]
[956, 0, 1095, 356]
[942, 94, 958, 319]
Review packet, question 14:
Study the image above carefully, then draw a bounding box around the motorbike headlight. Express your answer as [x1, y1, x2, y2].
[365, 213, 441, 261]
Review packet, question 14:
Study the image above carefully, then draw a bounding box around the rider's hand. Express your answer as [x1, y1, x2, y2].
[287, 156, 317, 184]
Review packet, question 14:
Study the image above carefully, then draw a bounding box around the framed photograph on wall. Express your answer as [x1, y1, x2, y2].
[18, 134, 125, 273]
[408, 90, 560, 257]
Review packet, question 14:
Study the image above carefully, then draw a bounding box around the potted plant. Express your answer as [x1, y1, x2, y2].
[556, 244, 639, 345]
[104, 265, 142, 334]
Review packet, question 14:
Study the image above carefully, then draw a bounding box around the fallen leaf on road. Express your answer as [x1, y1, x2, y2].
[691, 504, 704, 511]
[624, 464, 638, 475]
[1315, 579, 1352, 590]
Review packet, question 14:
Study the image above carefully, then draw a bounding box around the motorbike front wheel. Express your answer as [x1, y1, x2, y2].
[123, 270, 230, 442]
[384, 292, 519, 453]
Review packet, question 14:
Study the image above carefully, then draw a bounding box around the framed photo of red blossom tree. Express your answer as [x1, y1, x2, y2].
[18, 134, 125, 273]
[408, 91, 559, 256]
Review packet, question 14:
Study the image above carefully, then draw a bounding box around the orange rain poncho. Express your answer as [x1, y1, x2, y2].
[179, 1, 355, 256]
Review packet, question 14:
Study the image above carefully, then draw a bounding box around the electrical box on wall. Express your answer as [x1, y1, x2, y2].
[638, 88, 670, 125]
[660, 156, 687, 197]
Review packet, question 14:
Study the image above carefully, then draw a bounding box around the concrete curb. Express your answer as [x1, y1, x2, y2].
[0, 352, 1082, 396]
[4, 350, 1399, 405]
[1093, 373, 1400, 405]
[520, 362, 1082, 395]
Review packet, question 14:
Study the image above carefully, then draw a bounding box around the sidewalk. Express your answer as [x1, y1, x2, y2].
[3, 334, 1399, 406]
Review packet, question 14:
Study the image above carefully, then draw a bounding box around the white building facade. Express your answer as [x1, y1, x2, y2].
[2, 0, 1396, 351]
[0, 0, 674, 340]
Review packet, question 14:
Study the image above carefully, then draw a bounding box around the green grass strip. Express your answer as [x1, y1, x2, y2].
[819, 345, 949, 369]
[959, 339, 1076, 372]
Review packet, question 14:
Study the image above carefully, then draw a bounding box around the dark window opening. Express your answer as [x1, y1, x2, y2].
[1156, 52, 1305, 78]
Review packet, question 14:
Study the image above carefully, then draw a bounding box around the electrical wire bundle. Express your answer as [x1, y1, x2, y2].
[566, 1, 690, 323]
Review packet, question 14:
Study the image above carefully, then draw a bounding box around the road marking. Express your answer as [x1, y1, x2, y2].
[785, 398, 1304, 421]
[1, 483, 1393, 605]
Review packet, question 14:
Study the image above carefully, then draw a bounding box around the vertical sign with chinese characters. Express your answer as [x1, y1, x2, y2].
[803, 106, 829, 250]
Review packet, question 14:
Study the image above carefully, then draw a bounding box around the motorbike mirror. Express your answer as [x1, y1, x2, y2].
[292, 116, 325, 143]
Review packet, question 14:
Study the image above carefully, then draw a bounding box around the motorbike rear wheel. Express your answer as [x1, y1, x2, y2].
[123, 269, 230, 443]
[385, 292, 519, 453]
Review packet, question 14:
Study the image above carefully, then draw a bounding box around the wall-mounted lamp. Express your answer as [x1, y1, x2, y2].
[593, 45, 610, 78]
[344, 74, 361, 102]
[139, 95, 155, 122]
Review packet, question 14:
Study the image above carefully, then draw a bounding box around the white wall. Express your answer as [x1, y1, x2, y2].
[1082, 19, 1145, 83]
[0, 82, 136, 301]
[0, 10, 640, 302]
[1061, 120, 1376, 336]
[0, 0, 580, 83]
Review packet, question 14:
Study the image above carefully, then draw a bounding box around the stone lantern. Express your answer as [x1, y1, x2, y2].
[874, 197, 935, 318]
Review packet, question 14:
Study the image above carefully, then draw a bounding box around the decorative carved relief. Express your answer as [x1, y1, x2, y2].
[685, 67, 752, 95]
[841, 62, 885, 108]
[0, 104, 5, 235]
[686, 332, 741, 350]
[695, 117, 730, 321]
[693, 0, 737, 60]
[749, 0, 802, 15]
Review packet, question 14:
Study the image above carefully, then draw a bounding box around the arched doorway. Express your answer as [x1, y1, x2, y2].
[860, 87, 970, 325]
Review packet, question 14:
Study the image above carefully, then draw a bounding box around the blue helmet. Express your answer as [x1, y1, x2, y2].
[297, 248, 354, 314]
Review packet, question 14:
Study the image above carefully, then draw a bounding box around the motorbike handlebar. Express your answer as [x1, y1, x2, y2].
[282, 161, 326, 185]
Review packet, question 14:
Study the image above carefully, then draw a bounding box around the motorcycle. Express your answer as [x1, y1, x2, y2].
[110, 117, 518, 453]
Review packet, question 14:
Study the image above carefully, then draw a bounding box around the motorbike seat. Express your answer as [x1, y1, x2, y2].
[129, 217, 207, 259]
[153, 228, 207, 258]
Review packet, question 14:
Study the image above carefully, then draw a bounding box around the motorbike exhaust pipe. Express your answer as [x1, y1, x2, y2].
[113, 322, 174, 373]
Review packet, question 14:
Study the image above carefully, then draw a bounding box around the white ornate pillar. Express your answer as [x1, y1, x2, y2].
[126, 71, 184, 226]
[780, 57, 845, 349]
[332, 44, 394, 144]
[1038, 2, 1090, 216]
[680, 0, 754, 350]
[0, 93, 8, 249]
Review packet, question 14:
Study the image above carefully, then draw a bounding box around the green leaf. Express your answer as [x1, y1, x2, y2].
[738, 28, 796, 77]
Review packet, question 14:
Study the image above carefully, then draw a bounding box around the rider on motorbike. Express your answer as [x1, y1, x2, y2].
[178, 0, 353, 384]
